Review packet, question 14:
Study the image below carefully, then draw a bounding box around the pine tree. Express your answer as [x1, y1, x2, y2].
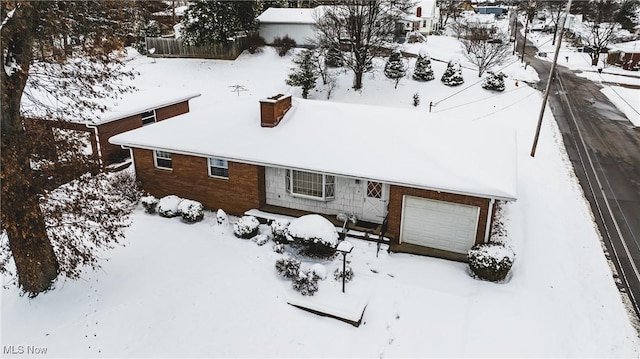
[384, 50, 406, 89]
[412, 53, 434, 81]
[441, 61, 464, 86]
[481, 72, 506, 92]
[286, 50, 319, 99]
[181, 0, 258, 46]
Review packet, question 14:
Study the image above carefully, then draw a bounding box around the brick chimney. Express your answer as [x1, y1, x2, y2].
[260, 94, 292, 127]
[416, 6, 422, 18]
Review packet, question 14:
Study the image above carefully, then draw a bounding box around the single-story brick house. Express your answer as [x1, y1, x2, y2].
[257, 7, 327, 47]
[110, 95, 517, 260]
[607, 40, 640, 71]
[24, 88, 200, 168]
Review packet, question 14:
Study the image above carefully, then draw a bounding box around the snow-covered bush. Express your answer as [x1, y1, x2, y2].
[178, 199, 204, 223]
[468, 243, 515, 282]
[333, 266, 354, 282]
[273, 243, 285, 254]
[272, 35, 296, 56]
[253, 234, 269, 246]
[157, 195, 182, 218]
[441, 61, 464, 86]
[413, 92, 420, 107]
[270, 219, 290, 244]
[286, 214, 339, 258]
[292, 270, 319, 296]
[481, 71, 506, 92]
[216, 209, 228, 225]
[311, 263, 327, 280]
[141, 195, 159, 214]
[233, 215, 260, 239]
[109, 171, 142, 204]
[275, 257, 301, 279]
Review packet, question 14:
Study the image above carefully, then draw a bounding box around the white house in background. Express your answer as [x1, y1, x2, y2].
[257, 7, 327, 46]
[401, 0, 440, 35]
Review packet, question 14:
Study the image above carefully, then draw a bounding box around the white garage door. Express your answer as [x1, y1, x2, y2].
[400, 196, 480, 254]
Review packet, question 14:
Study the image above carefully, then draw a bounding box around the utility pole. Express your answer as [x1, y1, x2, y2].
[530, 0, 572, 157]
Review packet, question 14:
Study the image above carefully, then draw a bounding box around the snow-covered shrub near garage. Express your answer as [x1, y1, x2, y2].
[141, 195, 159, 214]
[275, 257, 301, 279]
[233, 215, 260, 239]
[286, 214, 338, 258]
[270, 219, 290, 243]
[292, 269, 319, 296]
[178, 199, 204, 223]
[157, 195, 182, 218]
[468, 243, 515, 282]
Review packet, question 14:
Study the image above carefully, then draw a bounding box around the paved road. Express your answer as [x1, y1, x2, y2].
[517, 33, 640, 320]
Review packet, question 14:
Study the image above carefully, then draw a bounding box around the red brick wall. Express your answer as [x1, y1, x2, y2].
[99, 101, 190, 165]
[386, 185, 491, 245]
[156, 101, 189, 121]
[133, 148, 265, 216]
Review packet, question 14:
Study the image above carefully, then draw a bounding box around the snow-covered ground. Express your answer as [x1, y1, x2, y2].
[2, 34, 639, 357]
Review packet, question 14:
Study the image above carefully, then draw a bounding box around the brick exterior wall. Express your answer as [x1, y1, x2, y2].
[386, 185, 491, 246]
[132, 149, 265, 216]
[98, 101, 191, 165]
[156, 101, 190, 121]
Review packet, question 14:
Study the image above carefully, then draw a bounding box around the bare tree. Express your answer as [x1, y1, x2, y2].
[580, 22, 618, 65]
[313, 0, 412, 90]
[437, 0, 463, 29]
[461, 27, 510, 77]
[1, 1, 138, 296]
[542, 0, 567, 45]
[577, 0, 621, 66]
[519, 0, 538, 63]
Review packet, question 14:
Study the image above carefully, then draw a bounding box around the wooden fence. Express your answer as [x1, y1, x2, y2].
[145, 36, 248, 60]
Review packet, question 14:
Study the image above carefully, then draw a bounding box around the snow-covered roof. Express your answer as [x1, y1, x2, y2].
[152, 5, 188, 17]
[414, 0, 437, 18]
[610, 40, 640, 54]
[257, 6, 327, 24]
[110, 96, 517, 201]
[88, 88, 200, 125]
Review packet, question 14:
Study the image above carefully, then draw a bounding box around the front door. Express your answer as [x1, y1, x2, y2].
[361, 181, 389, 224]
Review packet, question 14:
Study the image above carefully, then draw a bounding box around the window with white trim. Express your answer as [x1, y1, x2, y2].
[285, 169, 335, 200]
[141, 110, 156, 126]
[208, 157, 228, 178]
[154, 150, 172, 169]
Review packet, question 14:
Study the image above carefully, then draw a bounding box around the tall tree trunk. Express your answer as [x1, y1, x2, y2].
[1, 2, 60, 295]
[353, 70, 363, 90]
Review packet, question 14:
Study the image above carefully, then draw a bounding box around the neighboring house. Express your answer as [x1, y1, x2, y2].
[400, 0, 440, 36]
[24, 88, 201, 168]
[110, 94, 518, 261]
[257, 6, 327, 46]
[607, 40, 640, 71]
[475, 6, 505, 17]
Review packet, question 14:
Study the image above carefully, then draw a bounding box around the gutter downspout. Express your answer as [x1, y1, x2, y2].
[484, 198, 496, 242]
[85, 124, 103, 168]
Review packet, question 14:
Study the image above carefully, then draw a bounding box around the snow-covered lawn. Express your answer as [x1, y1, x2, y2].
[2, 35, 639, 357]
